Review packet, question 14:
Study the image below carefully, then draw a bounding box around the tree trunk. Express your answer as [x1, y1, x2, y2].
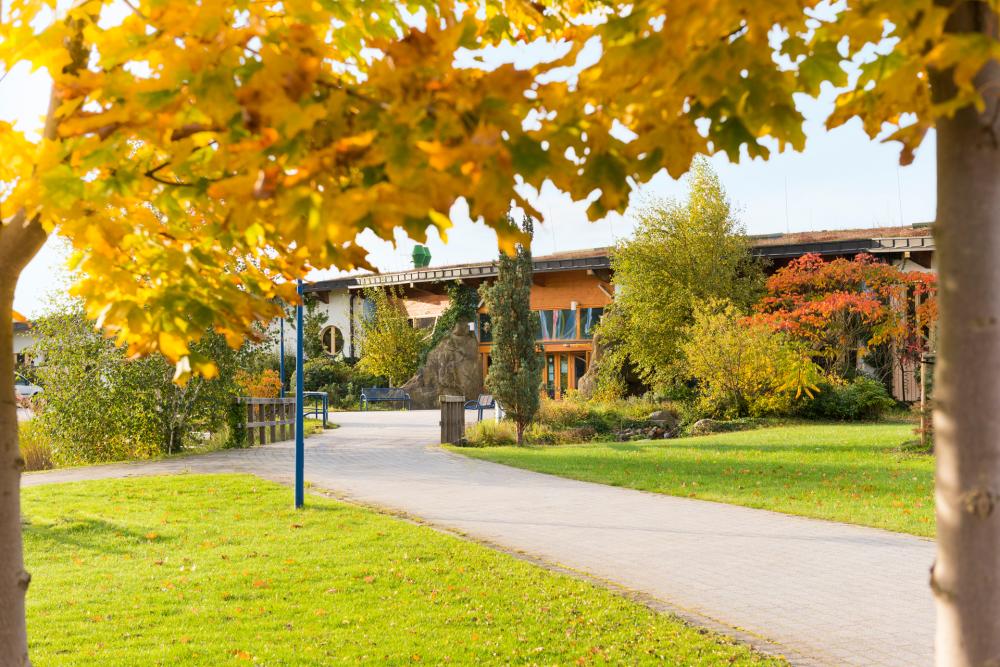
[931, 5, 1000, 665]
[0, 279, 29, 666]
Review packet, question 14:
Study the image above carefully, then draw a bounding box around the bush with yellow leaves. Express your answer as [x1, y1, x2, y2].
[681, 300, 823, 418]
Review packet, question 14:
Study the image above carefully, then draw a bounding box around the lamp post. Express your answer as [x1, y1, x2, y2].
[295, 280, 305, 509]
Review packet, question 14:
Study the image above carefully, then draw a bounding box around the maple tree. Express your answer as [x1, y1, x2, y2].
[754, 253, 938, 381]
[0, 0, 997, 663]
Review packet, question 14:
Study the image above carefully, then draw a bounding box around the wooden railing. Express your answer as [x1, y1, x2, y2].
[241, 397, 296, 445]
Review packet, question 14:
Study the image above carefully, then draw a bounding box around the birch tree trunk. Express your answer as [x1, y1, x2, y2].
[931, 4, 1000, 665]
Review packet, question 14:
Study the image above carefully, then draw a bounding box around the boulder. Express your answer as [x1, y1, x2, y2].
[690, 418, 720, 436]
[402, 322, 482, 409]
[575, 331, 606, 399]
[647, 409, 679, 432]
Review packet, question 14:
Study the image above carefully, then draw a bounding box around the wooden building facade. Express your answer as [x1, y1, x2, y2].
[303, 224, 936, 401]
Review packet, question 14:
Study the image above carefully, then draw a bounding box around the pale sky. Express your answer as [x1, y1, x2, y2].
[3, 33, 936, 317]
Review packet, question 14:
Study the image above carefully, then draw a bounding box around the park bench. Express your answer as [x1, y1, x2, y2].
[464, 394, 495, 422]
[360, 387, 411, 411]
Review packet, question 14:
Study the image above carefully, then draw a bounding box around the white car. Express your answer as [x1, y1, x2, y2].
[14, 374, 42, 398]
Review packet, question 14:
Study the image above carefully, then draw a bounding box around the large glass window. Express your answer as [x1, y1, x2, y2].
[581, 307, 604, 338]
[536, 309, 579, 340]
[537, 311, 552, 340]
[555, 309, 576, 339]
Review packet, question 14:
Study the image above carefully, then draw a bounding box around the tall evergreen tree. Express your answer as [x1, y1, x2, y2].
[482, 215, 543, 445]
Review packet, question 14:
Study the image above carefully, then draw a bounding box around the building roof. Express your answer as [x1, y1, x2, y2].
[749, 224, 932, 247]
[750, 224, 934, 259]
[13, 321, 30, 334]
[303, 224, 934, 293]
[304, 247, 611, 293]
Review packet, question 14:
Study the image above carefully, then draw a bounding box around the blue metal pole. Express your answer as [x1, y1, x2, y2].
[279, 317, 285, 398]
[295, 280, 305, 509]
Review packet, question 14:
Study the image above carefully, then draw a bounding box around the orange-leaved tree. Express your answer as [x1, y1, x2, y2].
[1, 1, 997, 664]
[754, 253, 938, 380]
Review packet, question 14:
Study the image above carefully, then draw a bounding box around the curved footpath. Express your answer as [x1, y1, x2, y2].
[24, 410, 934, 666]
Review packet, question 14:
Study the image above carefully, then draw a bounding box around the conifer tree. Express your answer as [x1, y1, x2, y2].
[482, 216, 542, 445]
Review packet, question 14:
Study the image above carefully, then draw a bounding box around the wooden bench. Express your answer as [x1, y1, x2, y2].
[464, 394, 495, 422]
[360, 387, 411, 411]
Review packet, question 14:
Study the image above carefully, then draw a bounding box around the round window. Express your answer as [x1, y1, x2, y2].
[321, 326, 344, 355]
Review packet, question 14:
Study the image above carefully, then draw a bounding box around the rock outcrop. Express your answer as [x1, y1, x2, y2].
[402, 322, 483, 409]
[576, 331, 606, 399]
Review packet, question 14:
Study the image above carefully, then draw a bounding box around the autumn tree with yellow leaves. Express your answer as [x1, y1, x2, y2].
[1, 1, 997, 664]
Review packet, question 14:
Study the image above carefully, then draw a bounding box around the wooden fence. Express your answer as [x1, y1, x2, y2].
[242, 397, 296, 445]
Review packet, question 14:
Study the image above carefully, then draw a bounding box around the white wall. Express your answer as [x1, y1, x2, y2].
[265, 287, 357, 358]
[318, 289, 355, 357]
[13, 330, 37, 364]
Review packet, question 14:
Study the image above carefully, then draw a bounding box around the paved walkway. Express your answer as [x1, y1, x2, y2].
[24, 410, 934, 666]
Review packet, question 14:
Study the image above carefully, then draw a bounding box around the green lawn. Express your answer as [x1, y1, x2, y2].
[455, 422, 934, 537]
[23, 475, 782, 665]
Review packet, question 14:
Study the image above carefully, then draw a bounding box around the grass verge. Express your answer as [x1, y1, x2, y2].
[23, 475, 783, 665]
[453, 422, 933, 537]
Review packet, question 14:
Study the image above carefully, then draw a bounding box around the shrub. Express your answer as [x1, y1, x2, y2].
[224, 401, 248, 449]
[681, 300, 824, 418]
[291, 357, 384, 409]
[798, 376, 897, 421]
[463, 420, 517, 447]
[265, 353, 297, 389]
[235, 369, 282, 398]
[294, 357, 353, 391]
[30, 301, 258, 463]
[18, 421, 53, 472]
[533, 394, 681, 439]
[466, 394, 683, 447]
[524, 422, 560, 445]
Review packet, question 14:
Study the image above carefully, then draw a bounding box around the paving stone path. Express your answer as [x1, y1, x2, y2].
[24, 410, 934, 666]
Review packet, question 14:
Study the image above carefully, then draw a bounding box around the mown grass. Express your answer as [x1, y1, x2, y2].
[22, 475, 783, 665]
[454, 422, 934, 537]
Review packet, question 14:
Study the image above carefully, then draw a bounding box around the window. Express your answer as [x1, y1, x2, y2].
[536, 309, 581, 340]
[537, 311, 551, 340]
[361, 298, 376, 322]
[321, 325, 344, 355]
[555, 309, 576, 339]
[478, 313, 492, 343]
[581, 307, 604, 338]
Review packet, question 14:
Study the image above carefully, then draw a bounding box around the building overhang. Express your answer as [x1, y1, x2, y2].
[301, 230, 934, 295]
[305, 253, 611, 293]
[751, 235, 934, 259]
